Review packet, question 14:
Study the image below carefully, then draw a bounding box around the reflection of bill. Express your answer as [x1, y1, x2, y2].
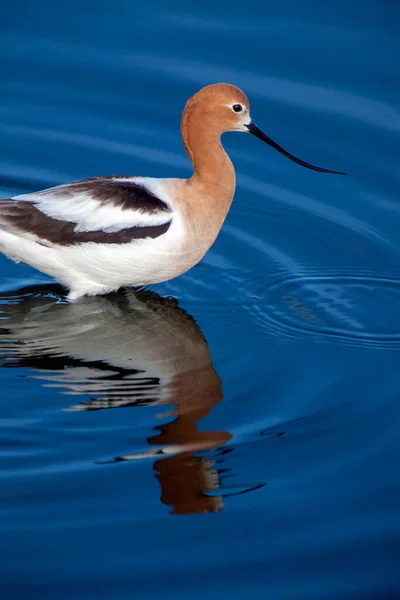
[0, 285, 232, 515]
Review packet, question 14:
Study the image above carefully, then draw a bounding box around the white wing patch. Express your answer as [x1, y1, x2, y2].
[13, 177, 173, 233]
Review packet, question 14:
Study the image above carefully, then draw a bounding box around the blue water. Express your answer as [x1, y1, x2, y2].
[1, 1, 400, 598]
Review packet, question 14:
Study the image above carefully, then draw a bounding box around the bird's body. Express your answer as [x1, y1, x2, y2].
[0, 83, 343, 300]
[0, 175, 223, 299]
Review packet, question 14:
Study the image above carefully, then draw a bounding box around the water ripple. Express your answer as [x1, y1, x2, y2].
[265, 275, 400, 344]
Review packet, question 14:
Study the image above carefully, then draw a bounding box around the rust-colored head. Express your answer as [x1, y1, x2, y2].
[182, 83, 251, 136]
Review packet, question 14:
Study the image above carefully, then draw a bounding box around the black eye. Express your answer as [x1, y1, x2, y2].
[232, 104, 243, 113]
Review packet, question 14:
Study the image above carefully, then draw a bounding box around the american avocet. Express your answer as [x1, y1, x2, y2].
[0, 83, 344, 300]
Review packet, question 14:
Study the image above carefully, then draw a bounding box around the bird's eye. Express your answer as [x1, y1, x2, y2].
[232, 104, 243, 113]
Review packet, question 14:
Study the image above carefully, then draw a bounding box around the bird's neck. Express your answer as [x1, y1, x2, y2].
[181, 110, 236, 217]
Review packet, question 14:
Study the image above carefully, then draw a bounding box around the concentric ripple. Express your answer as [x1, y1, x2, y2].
[266, 275, 400, 341]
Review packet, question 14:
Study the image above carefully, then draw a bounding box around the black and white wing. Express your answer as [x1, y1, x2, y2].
[0, 176, 173, 245]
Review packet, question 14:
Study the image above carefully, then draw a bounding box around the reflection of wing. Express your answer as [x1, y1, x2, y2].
[13, 358, 161, 412]
[0, 286, 220, 412]
[0, 176, 173, 246]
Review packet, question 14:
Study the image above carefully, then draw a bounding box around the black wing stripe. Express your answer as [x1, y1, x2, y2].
[0, 201, 171, 245]
[39, 177, 170, 213]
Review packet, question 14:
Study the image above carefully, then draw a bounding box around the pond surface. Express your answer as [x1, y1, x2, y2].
[1, 1, 400, 598]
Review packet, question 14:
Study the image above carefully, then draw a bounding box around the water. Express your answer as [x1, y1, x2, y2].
[1, 1, 400, 598]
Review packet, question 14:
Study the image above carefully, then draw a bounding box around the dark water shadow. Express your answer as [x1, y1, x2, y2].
[0, 284, 242, 515]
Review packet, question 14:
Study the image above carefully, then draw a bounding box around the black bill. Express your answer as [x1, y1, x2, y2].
[246, 122, 345, 175]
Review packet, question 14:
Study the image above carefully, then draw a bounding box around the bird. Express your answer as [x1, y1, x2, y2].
[0, 83, 344, 300]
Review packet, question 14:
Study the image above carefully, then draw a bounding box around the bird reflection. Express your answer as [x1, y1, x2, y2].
[0, 285, 232, 515]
